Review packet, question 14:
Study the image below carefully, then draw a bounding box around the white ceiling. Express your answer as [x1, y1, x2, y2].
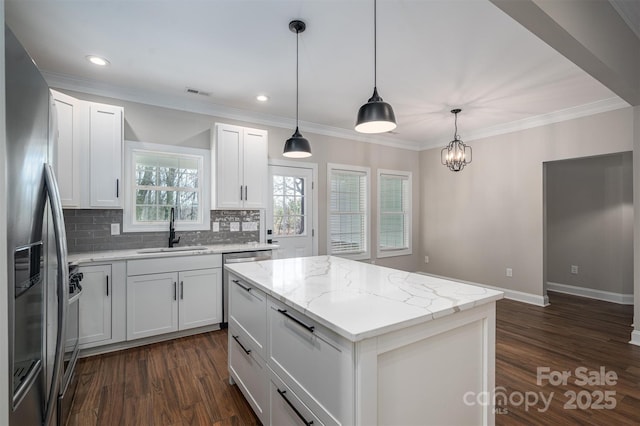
[5, 0, 628, 150]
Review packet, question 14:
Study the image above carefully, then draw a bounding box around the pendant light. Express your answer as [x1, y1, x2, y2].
[283, 20, 312, 158]
[355, 0, 397, 134]
[441, 108, 472, 172]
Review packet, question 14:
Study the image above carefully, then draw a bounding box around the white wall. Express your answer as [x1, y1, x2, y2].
[59, 89, 422, 271]
[1, 2, 10, 423]
[419, 107, 634, 302]
[546, 153, 633, 295]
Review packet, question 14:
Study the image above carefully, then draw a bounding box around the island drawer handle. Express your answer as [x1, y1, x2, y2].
[277, 309, 315, 333]
[277, 389, 314, 425]
[232, 335, 251, 355]
[232, 279, 252, 292]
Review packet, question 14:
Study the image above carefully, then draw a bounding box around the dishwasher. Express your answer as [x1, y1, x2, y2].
[221, 250, 272, 328]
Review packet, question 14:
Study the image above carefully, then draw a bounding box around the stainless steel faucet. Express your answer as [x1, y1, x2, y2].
[169, 207, 180, 248]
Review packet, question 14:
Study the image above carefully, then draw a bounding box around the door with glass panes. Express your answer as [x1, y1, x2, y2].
[267, 165, 313, 259]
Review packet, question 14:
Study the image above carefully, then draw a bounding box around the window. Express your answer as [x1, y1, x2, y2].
[272, 175, 306, 236]
[377, 170, 412, 258]
[123, 141, 210, 232]
[327, 163, 370, 260]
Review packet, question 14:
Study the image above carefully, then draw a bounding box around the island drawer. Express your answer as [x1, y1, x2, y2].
[269, 367, 324, 426]
[267, 298, 353, 425]
[228, 321, 268, 424]
[229, 273, 267, 355]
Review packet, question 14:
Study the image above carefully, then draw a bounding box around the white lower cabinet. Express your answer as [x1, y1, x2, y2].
[77, 261, 126, 349]
[228, 272, 350, 426]
[126, 255, 222, 341]
[127, 272, 179, 340]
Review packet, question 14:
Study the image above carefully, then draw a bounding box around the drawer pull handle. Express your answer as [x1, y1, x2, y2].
[277, 389, 314, 426]
[232, 279, 252, 292]
[277, 309, 315, 333]
[232, 335, 251, 355]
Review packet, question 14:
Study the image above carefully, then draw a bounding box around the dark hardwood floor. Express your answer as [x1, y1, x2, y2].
[496, 292, 640, 425]
[69, 292, 640, 425]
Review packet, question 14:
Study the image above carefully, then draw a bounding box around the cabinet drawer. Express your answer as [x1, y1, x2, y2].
[127, 254, 221, 276]
[229, 322, 268, 424]
[229, 273, 267, 356]
[269, 367, 324, 426]
[267, 298, 353, 425]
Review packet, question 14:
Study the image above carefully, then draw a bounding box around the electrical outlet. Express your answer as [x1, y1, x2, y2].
[211, 221, 219, 232]
[110, 223, 120, 236]
[424, 256, 429, 264]
[506, 268, 513, 277]
[571, 265, 578, 274]
[230, 222, 240, 232]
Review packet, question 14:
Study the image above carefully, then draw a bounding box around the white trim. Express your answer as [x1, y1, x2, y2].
[546, 282, 634, 305]
[420, 97, 629, 150]
[416, 272, 549, 306]
[268, 159, 319, 256]
[376, 169, 412, 259]
[630, 330, 640, 347]
[43, 71, 628, 154]
[123, 140, 211, 232]
[327, 163, 371, 261]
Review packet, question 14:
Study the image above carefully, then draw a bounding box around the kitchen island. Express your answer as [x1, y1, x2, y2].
[225, 255, 503, 426]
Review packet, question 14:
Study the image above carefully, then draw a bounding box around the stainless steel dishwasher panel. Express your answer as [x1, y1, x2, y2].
[222, 250, 272, 327]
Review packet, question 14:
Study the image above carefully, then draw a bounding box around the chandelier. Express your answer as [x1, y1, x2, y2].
[441, 108, 472, 172]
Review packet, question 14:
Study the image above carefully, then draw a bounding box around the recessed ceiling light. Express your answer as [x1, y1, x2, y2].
[86, 55, 110, 66]
[256, 95, 269, 102]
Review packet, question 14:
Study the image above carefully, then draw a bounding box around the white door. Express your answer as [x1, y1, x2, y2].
[267, 165, 314, 259]
[242, 128, 268, 209]
[214, 124, 243, 209]
[126, 272, 179, 340]
[89, 103, 123, 207]
[178, 268, 222, 330]
[77, 264, 112, 345]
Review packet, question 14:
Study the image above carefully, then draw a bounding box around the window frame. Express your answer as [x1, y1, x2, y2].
[123, 140, 211, 233]
[327, 163, 371, 261]
[377, 169, 412, 258]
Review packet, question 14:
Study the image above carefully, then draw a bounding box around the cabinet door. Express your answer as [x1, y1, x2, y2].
[269, 369, 323, 426]
[214, 124, 243, 209]
[127, 272, 178, 340]
[242, 128, 268, 209]
[78, 264, 112, 345]
[178, 268, 222, 330]
[89, 103, 123, 208]
[52, 90, 84, 207]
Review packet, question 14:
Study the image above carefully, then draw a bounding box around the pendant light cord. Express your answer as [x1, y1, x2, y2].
[296, 27, 299, 127]
[454, 112, 458, 140]
[374, 0, 377, 88]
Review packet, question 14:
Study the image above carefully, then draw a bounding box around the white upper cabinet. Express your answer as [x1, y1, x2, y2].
[51, 90, 124, 209]
[52, 90, 85, 207]
[89, 103, 123, 208]
[212, 123, 268, 209]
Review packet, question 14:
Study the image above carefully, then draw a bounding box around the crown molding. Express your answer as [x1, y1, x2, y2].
[43, 71, 629, 154]
[42, 71, 422, 152]
[420, 96, 629, 150]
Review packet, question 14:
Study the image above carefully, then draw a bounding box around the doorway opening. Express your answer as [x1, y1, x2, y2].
[543, 152, 633, 305]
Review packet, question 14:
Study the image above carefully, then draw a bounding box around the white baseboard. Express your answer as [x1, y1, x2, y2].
[415, 272, 548, 307]
[630, 330, 640, 347]
[546, 282, 634, 305]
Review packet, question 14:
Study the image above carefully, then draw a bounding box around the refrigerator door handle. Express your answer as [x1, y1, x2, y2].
[43, 163, 70, 426]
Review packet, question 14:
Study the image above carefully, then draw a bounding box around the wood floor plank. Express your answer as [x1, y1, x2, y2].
[70, 292, 640, 425]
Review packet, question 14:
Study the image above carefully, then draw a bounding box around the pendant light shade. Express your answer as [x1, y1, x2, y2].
[355, 0, 397, 134]
[441, 109, 472, 172]
[283, 20, 311, 158]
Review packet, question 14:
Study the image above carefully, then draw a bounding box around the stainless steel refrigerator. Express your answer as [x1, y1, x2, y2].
[5, 26, 70, 426]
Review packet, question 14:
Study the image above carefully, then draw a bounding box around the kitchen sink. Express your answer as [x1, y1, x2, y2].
[137, 246, 208, 254]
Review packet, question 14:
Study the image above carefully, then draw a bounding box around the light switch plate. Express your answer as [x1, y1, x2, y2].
[110, 223, 120, 236]
[230, 222, 240, 232]
[212, 221, 219, 232]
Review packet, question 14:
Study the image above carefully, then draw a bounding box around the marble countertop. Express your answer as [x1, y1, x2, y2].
[67, 243, 278, 265]
[225, 255, 503, 342]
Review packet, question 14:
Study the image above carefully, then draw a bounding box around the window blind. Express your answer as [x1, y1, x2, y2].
[379, 173, 409, 250]
[329, 169, 367, 254]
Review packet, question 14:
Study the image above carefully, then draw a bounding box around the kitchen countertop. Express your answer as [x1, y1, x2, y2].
[67, 243, 277, 265]
[225, 255, 503, 342]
